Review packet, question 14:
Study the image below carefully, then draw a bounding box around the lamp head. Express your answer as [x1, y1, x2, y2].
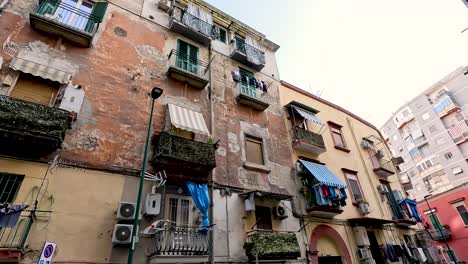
[151, 87, 163, 99]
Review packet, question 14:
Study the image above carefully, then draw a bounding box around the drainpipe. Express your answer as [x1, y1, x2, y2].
[208, 43, 215, 264]
[0, 0, 10, 11]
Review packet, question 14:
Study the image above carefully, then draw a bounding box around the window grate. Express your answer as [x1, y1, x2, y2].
[0, 173, 25, 203]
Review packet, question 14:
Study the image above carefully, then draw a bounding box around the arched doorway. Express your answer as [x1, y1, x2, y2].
[309, 224, 352, 264]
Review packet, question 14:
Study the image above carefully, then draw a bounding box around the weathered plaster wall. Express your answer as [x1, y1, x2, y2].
[0, 158, 125, 263]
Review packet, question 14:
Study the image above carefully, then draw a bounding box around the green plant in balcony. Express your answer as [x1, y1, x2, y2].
[293, 126, 325, 148]
[154, 132, 216, 168]
[244, 232, 300, 260]
[0, 95, 69, 141]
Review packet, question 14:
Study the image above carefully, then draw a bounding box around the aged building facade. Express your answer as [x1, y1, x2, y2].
[0, 0, 434, 263]
[279, 81, 435, 264]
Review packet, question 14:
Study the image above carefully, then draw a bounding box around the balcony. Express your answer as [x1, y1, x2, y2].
[230, 37, 266, 71]
[152, 132, 216, 178]
[169, 7, 213, 46]
[0, 95, 70, 158]
[0, 216, 33, 261]
[148, 223, 211, 263]
[235, 82, 271, 111]
[166, 49, 209, 90]
[30, 0, 105, 47]
[244, 231, 300, 261]
[431, 227, 451, 241]
[291, 126, 326, 155]
[370, 157, 395, 177]
[433, 95, 459, 118]
[448, 120, 468, 144]
[306, 205, 343, 217]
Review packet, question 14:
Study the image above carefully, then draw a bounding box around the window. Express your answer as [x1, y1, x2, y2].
[423, 177, 433, 191]
[10, 73, 61, 106]
[245, 135, 264, 164]
[422, 112, 430, 120]
[419, 144, 431, 156]
[255, 206, 272, 230]
[344, 171, 364, 203]
[452, 166, 463, 175]
[444, 152, 453, 160]
[408, 170, 416, 177]
[436, 137, 445, 146]
[214, 25, 227, 43]
[417, 159, 435, 172]
[453, 202, 468, 226]
[166, 195, 201, 227]
[427, 212, 443, 231]
[328, 122, 347, 150]
[0, 173, 25, 203]
[176, 40, 199, 74]
[38, 0, 106, 33]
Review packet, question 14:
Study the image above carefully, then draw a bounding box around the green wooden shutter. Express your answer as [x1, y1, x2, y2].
[37, 0, 60, 15]
[91, 1, 109, 23]
[429, 213, 443, 230]
[188, 44, 198, 74]
[84, 1, 108, 33]
[176, 40, 189, 70]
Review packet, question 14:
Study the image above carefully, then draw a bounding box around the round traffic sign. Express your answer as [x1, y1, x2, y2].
[43, 244, 54, 258]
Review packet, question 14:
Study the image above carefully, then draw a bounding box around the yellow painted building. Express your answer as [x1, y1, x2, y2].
[279, 81, 425, 264]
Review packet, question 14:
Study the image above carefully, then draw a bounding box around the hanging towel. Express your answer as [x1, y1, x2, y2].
[416, 248, 427, 263]
[0, 204, 28, 228]
[185, 182, 210, 235]
[313, 185, 328, 206]
[329, 187, 336, 200]
[386, 244, 399, 262]
[321, 185, 330, 198]
[261, 81, 267, 92]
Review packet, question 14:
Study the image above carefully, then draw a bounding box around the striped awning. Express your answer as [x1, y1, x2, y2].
[293, 107, 323, 125]
[299, 160, 347, 188]
[168, 104, 210, 135]
[9, 57, 72, 84]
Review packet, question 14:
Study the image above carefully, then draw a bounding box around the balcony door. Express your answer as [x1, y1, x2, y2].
[239, 68, 256, 98]
[165, 195, 201, 250]
[51, 0, 94, 32]
[176, 40, 199, 75]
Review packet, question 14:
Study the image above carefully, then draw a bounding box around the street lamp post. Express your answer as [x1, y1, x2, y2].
[424, 194, 456, 263]
[127, 87, 163, 264]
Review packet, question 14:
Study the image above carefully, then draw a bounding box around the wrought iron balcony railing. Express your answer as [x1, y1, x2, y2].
[148, 221, 211, 258]
[235, 81, 271, 111]
[167, 49, 209, 89]
[169, 7, 213, 46]
[291, 126, 326, 154]
[371, 157, 395, 177]
[230, 36, 266, 71]
[0, 216, 33, 251]
[431, 227, 451, 241]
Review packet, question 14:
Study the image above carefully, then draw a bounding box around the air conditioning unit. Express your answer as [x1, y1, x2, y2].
[112, 224, 139, 245]
[117, 201, 139, 221]
[144, 193, 161, 216]
[376, 184, 389, 194]
[296, 161, 305, 174]
[158, 0, 171, 12]
[353, 226, 370, 246]
[273, 206, 288, 220]
[358, 203, 370, 215]
[357, 248, 371, 260]
[361, 140, 372, 149]
[376, 150, 384, 158]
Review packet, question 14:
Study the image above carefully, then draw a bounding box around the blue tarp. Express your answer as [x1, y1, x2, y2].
[402, 198, 422, 222]
[185, 181, 210, 234]
[299, 160, 347, 188]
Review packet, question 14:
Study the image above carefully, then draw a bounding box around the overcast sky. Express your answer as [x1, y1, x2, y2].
[206, 0, 468, 127]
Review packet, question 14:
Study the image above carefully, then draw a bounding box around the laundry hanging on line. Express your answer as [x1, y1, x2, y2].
[0, 204, 28, 228]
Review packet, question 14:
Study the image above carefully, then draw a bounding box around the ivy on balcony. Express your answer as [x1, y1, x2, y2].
[292, 126, 325, 148]
[244, 232, 300, 260]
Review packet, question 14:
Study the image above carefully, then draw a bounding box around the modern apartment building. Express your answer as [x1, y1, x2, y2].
[381, 66, 468, 202]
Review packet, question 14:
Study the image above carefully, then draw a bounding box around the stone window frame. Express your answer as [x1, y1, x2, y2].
[239, 123, 271, 173]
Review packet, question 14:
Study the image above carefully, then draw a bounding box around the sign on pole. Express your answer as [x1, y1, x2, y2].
[38, 241, 57, 264]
